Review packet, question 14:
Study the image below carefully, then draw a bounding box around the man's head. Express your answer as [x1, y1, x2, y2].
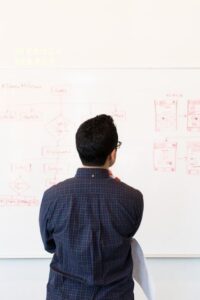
[76, 114, 119, 168]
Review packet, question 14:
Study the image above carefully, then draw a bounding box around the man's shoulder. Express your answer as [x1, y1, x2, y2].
[112, 178, 143, 199]
[43, 177, 75, 198]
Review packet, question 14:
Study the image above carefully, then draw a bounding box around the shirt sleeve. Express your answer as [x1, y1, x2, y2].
[39, 189, 56, 253]
[130, 190, 144, 237]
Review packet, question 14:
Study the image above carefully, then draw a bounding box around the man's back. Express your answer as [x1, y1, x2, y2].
[39, 168, 143, 300]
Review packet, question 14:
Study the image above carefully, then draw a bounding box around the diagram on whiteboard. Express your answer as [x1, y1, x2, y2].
[0, 76, 127, 209]
[0, 74, 200, 208]
[187, 100, 200, 132]
[153, 97, 200, 174]
[0, 69, 200, 257]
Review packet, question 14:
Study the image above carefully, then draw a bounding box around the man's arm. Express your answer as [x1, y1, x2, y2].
[109, 171, 144, 237]
[130, 190, 144, 237]
[39, 190, 56, 253]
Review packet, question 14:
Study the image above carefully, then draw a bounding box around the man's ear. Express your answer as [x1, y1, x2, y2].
[109, 148, 117, 165]
[111, 148, 117, 159]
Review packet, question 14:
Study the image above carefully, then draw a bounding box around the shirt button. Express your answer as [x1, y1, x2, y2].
[91, 174, 95, 178]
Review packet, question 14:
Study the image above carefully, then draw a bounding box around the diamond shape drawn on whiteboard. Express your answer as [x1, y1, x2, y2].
[46, 114, 70, 137]
[10, 176, 30, 195]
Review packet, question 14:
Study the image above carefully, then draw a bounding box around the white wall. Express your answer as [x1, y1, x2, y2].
[1, 258, 200, 300]
[1, 0, 200, 68]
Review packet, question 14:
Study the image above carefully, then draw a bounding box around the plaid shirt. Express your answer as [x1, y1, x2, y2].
[39, 168, 143, 300]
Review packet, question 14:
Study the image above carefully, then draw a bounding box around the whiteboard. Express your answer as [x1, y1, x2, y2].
[0, 68, 200, 257]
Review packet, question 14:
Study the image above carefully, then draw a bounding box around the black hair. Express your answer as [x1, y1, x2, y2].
[75, 114, 118, 166]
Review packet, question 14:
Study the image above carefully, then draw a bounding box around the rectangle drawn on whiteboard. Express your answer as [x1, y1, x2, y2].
[187, 100, 200, 132]
[187, 142, 200, 175]
[0, 107, 40, 122]
[41, 146, 72, 157]
[154, 100, 177, 131]
[153, 141, 177, 172]
[0, 195, 38, 207]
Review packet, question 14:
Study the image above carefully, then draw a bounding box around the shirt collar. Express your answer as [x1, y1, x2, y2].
[75, 167, 110, 179]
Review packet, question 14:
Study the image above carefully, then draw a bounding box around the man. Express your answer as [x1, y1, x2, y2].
[39, 114, 144, 300]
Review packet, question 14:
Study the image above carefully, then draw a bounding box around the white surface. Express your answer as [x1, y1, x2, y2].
[0, 69, 200, 257]
[0, 0, 200, 258]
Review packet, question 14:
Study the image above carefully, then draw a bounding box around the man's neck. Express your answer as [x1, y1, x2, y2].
[81, 165, 108, 170]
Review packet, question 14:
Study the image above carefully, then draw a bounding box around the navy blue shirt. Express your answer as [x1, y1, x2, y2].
[39, 168, 143, 300]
